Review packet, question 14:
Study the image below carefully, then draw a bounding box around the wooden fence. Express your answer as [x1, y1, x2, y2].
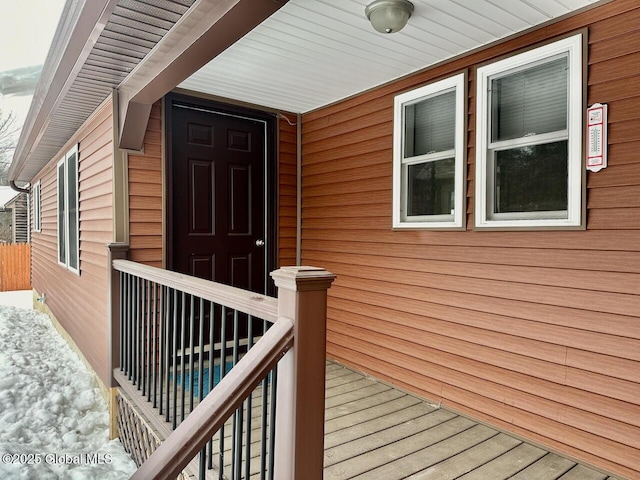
[0, 243, 31, 292]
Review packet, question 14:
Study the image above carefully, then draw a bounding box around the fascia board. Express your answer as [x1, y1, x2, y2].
[9, 0, 118, 183]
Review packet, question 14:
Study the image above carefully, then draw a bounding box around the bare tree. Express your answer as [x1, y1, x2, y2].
[0, 210, 12, 243]
[0, 110, 18, 186]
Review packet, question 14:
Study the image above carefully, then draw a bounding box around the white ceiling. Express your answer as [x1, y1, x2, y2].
[178, 0, 602, 114]
[12, 0, 605, 183]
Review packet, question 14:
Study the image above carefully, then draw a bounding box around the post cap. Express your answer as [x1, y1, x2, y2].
[270, 266, 335, 292]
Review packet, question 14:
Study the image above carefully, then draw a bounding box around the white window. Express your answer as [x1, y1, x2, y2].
[475, 34, 583, 229]
[57, 145, 79, 273]
[393, 72, 466, 229]
[33, 180, 41, 232]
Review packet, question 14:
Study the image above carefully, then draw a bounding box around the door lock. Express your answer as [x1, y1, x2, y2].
[255, 239, 265, 247]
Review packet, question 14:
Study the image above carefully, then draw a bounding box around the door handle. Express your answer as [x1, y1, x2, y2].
[255, 239, 265, 247]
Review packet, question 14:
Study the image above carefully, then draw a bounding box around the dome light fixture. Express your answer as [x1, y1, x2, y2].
[365, 0, 414, 34]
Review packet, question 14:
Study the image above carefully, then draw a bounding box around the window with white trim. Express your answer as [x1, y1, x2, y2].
[393, 72, 466, 229]
[33, 180, 41, 232]
[475, 34, 583, 229]
[57, 145, 79, 273]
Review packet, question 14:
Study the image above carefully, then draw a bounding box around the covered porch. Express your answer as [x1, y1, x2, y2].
[8, 1, 638, 478]
[119, 356, 620, 480]
[110, 254, 620, 480]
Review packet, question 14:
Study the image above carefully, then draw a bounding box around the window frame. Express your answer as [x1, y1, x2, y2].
[57, 145, 80, 274]
[393, 72, 467, 230]
[33, 180, 41, 233]
[475, 33, 584, 229]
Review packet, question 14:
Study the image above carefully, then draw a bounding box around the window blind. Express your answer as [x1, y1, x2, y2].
[405, 90, 455, 157]
[491, 56, 568, 142]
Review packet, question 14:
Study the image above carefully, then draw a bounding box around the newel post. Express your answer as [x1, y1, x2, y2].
[271, 266, 335, 480]
[106, 243, 129, 388]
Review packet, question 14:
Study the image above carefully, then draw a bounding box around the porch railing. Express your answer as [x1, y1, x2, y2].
[107, 247, 334, 480]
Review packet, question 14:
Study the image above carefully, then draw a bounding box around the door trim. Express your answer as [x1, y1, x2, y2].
[164, 92, 277, 295]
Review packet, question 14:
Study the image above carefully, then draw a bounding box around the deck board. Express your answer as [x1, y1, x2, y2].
[123, 359, 617, 479]
[325, 376, 380, 397]
[408, 433, 522, 479]
[350, 424, 499, 480]
[456, 443, 547, 479]
[325, 371, 368, 390]
[558, 465, 609, 480]
[325, 409, 458, 467]
[325, 418, 482, 479]
[325, 390, 413, 428]
[325, 402, 447, 449]
[509, 453, 578, 480]
[322, 361, 611, 480]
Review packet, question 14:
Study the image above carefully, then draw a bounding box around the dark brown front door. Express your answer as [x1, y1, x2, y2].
[169, 99, 270, 294]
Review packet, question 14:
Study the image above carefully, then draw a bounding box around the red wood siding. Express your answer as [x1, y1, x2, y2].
[301, 1, 640, 477]
[278, 116, 298, 267]
[128, 102, 163, 267]
[31, 98, 113, 385]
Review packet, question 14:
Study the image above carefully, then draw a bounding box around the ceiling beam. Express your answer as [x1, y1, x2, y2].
[117, 0, 288, 150]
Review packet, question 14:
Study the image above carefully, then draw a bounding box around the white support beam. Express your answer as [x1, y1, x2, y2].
[117, 0, 288, 150]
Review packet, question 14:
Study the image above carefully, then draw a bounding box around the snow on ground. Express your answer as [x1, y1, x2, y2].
[0, 304, 137, 479]
[0, 290, 33, 309]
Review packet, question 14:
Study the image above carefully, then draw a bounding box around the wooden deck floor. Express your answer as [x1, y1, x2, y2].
[121, 360, 622, 479]
[324, 361, 621, 480]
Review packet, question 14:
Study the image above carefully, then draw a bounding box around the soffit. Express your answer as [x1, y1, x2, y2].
[15, 0, 606, 182]
[179, 0, 601, 114]
[16, 0, 195, 182]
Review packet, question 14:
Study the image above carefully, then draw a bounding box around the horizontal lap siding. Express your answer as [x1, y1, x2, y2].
[128, 102, 163, 267]
[301, 1, 640, 478]
[278, 116, 298, 267]
[31, 98, 113, 385]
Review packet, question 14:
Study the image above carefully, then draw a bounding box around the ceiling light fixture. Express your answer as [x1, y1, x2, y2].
[365, 0, 414, 34]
